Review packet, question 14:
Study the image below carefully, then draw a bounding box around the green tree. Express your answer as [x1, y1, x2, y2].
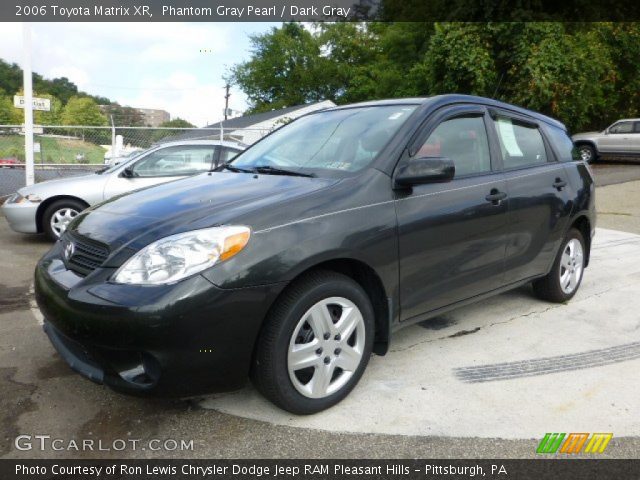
[159, 118, 195, 128]
[231, 22, 640, 133]
[100, 103, 146, 126]
[0, 90, 21, 124]
[232, 23, 337, 112]
[61, 96, 107, 126]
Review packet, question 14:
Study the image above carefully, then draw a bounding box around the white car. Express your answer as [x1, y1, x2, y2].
[2, 140, 244, 240]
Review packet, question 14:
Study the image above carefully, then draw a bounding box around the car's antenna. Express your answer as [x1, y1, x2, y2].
[493, 72, 505, 99]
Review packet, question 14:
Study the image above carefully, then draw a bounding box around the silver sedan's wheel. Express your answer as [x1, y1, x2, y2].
[50, 207, 79, 237]
[559, 238, 584, 294]
[287, 297, 366, 399]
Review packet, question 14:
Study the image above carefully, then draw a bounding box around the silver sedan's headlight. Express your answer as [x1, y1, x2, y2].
[112, 226, 250, 285]
[7, 192, 42, 204]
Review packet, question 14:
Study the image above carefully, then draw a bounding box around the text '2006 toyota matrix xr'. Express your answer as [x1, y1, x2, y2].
[35, 95, 595, 414]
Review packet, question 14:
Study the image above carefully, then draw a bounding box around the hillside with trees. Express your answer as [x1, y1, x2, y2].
[232, 22, 640, 133]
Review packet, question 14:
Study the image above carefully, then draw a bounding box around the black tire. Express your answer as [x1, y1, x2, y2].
[533, 228, 586, 303]
[576, 144, 597, 163]
[42, 198, 87, 241]
[251, 270, 374, 414]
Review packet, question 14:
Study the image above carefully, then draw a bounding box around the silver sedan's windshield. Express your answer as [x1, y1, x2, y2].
[231, 105, 417, 174]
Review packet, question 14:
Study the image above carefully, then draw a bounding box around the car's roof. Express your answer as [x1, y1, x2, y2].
[154, 139, 247, 149]
[613, 118, 640, 122]
[324, 94, 566, 130]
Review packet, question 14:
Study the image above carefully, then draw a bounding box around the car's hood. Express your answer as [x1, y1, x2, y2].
[71, 171, 338, 249]
[18, 172, 105, 198]
[571, 131, 602, 140]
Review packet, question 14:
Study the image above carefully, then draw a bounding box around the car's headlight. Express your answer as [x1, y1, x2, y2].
[112, 226, 250, 285]
[7, 192, 41, 204]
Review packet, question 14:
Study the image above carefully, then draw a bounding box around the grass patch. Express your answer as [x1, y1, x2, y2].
[0, 134, 106, 164]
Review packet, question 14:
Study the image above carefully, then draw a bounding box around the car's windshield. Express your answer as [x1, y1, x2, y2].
[230, 105, 417, 175]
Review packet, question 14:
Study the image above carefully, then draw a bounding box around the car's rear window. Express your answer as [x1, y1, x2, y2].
[545, 125, 579, 162]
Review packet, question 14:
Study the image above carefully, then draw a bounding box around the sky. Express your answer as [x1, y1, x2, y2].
[0, 22, 279, 127]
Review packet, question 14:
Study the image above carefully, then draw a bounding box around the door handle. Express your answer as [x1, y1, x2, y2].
[485, 189, 507, 205]
[553, 178, 567, 191]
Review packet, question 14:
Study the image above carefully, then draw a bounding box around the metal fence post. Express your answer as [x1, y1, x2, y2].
[110, 115, 116, 162]
[22, 24, 35, 187]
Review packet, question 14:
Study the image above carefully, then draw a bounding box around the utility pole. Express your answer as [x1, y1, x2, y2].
[23, 23, 34, 186]
[224, 83, 231, 121]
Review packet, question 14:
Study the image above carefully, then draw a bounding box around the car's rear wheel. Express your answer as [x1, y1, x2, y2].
[533, 228, 586, 303]
[577, 144, 596, 163]
[42, 199, 86, 241]
[252, 270, 374, 414]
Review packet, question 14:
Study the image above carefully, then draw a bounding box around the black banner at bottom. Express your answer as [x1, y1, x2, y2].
[2, 459, 639, 480]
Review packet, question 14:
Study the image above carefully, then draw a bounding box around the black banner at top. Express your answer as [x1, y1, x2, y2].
[5, 0, 640, 22]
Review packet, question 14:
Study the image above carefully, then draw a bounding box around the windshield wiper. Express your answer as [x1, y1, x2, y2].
[253, 165, 315, 178]
[221, 164, 254, 173]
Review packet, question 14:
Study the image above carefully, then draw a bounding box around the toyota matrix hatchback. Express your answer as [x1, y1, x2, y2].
[35, 95, 595, 414]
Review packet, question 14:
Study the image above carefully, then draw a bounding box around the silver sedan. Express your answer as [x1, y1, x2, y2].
[2, 140, 244, 240]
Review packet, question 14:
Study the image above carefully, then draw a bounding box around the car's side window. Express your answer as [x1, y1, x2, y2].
[634, 122, 640, 133]
[219, 147, 242, 165]
[131, 146, 214, 177]
[492, 117, 547, 169]
[414, 116, 491, 177]
[609, 122, 633, 134]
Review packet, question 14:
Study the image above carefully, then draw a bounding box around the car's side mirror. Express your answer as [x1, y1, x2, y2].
[120, 167, 135, 178]
[394, 156, 455, 188]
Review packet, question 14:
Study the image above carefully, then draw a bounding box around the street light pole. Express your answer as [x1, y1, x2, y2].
[22, 23, 34, 186]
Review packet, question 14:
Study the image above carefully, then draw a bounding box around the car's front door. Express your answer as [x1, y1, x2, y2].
[395, 106, 509, 321]
[103, 144, 216, 199]
[488, 111, 574, 284]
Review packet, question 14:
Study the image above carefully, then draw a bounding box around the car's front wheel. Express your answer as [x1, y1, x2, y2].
[577, 144, 596, 163]
[252, 270, 374, 414]
[42, 199, 86, 241]
[533, 228, 586, 303]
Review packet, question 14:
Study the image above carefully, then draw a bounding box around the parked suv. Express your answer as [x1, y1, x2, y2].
[3, 140, 244, 240]
[35, 95, 595, 414]
[572, 118, 640, 162]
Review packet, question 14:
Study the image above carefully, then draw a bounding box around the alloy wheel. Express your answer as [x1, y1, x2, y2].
[578, 146, 593, 162]
[287, 297, 365, 399]
[559, 238, 584, 294]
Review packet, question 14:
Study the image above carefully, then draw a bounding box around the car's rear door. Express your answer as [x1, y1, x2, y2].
[395, 105, 509, 321]
[487, 110, 574, 284]
[103, 144, 216, 199]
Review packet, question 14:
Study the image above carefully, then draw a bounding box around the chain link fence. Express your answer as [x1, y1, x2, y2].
[0, 124, 271, 199]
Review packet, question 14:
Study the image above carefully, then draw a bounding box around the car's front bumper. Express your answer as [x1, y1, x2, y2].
[35, 242, 285, 397]
[1, 201, 39, 233]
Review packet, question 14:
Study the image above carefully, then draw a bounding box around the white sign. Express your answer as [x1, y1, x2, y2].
[496, 118, 523, 157]
[14, 95, 51, 112]
[33, 142, 41, 153]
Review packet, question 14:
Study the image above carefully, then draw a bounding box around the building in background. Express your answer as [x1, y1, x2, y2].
[137, 108, 170, 127]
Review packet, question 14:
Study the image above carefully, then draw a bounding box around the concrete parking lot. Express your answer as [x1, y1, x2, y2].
[1, 172, 640, 459]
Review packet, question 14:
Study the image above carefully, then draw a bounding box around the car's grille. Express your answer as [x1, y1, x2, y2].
[63, 232, 110, 276]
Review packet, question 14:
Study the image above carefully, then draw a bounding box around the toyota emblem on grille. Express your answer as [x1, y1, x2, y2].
[64, 241, 75, 260]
